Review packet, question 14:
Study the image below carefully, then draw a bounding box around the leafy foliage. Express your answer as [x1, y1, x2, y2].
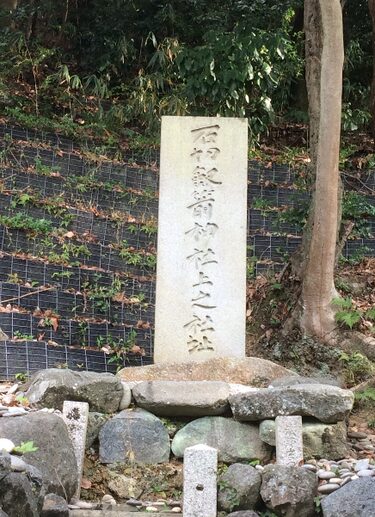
[355, 387, 375, 403]
[0, 1, 300, 139]
[342, 192, 375, 238]
[332, 297, 361, 329]
[0, 0, 372, 139]
[177, 24, 302, 136]
[339, 352, 374, 385]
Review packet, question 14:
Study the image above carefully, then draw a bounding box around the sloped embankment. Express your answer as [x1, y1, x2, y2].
[0, 123, 374, 378]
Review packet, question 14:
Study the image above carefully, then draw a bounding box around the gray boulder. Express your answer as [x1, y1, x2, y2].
[230, 384, 354, 423]
[133, 381, 230, 416]
[0, 472, 44, 517]
[260, 464, 318, 517]
[0, 452, 45, 517]
[171, 417, 272, 463]
[41, 493, 69, 517]
[86, 412, 108, 448]
[118, 382, 132, 410]
[0, 412, 78, 500]
[303, 420, 348, 459]
[99, 408, 170, 464]
[25, 369, 123, 413]
[270, 376, 340, 388]
[259, 419, 349, 459]
[218, 463, 261, 512]
[259, 420, 276, 446]
[321, 478, 375, 517]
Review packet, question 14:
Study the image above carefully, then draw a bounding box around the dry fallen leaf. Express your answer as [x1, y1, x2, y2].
[50, 317, 59, 332]
[81, 478, 92, 489]
[130, 345, 145, 356]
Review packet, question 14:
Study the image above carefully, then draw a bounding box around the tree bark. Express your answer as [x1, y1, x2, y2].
[304, 0, 321, 170]
[0, 0, 18, 9]
[0, 0, 18, 28]
[300, 0, 344, 342]
[369, 0, 375, 141]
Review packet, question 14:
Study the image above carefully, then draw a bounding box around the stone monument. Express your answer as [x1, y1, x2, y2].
[154, 116, 248, 363]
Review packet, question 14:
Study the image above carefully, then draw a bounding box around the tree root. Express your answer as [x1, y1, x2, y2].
[338, 330, 375, 361]
[281, 303, 375, 359]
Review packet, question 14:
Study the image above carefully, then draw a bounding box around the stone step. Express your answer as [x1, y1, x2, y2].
[70, 511, 177, 516]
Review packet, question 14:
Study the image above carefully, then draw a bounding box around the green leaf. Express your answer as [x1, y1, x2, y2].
[332, 297, 353, 310]
[209, 59, 216, 81]
[335, 310, 361, 329]
[262, 96, 272, 112]
[365, 307, 375, 321]
[276, 47, 285, 59]
[263, 63, 272, 75]
[13, 441, 38, 454]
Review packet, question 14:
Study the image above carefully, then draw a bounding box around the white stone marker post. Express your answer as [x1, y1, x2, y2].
[62, 400, 89, 501]
[155, 116, 248, 363]
[275, 415, 303, 466]
[183, 444, 218, 517]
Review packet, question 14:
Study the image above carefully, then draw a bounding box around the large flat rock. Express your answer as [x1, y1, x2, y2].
[25, 369, 123, 413]
[132, 381, 230, 416]
[70, 506, 177, 517]
[117, 357, 295, 386]
[229, 384, 354, 423]
[171, 416, 272, 463]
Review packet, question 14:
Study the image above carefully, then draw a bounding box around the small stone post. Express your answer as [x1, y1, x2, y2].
[183, 444, 218, 517]
[275, 415, 303, 466]
[62, 400, 89, 501]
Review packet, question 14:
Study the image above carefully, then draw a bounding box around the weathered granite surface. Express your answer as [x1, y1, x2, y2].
[132, 381, 230, 416]
[259, 419, 349, 459]
[230, 384, 354, 423]
[172, 416, 272, 463]
[260, 465, 318, 517]
[25, 369, 123, 413]
[117, 357, 296, 386]
[154, 116, 248, 363]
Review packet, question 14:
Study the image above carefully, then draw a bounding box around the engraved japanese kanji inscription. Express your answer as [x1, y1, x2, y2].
[154, 116, 248, 363]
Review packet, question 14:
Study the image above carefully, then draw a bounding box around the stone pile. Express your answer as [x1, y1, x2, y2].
[217, 464, 375, 516]
[348, 429, 375, 455]
[303, 457, 375, 494]
[0, 363, 372, 516]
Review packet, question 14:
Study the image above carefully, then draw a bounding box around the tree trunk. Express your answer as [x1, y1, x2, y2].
[369, 0, 375, 140]
[0, 0, 18, 28]
[0, 0, 18, 9]
[304, 0, 321, 170]
[300, 0, 344, 342]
